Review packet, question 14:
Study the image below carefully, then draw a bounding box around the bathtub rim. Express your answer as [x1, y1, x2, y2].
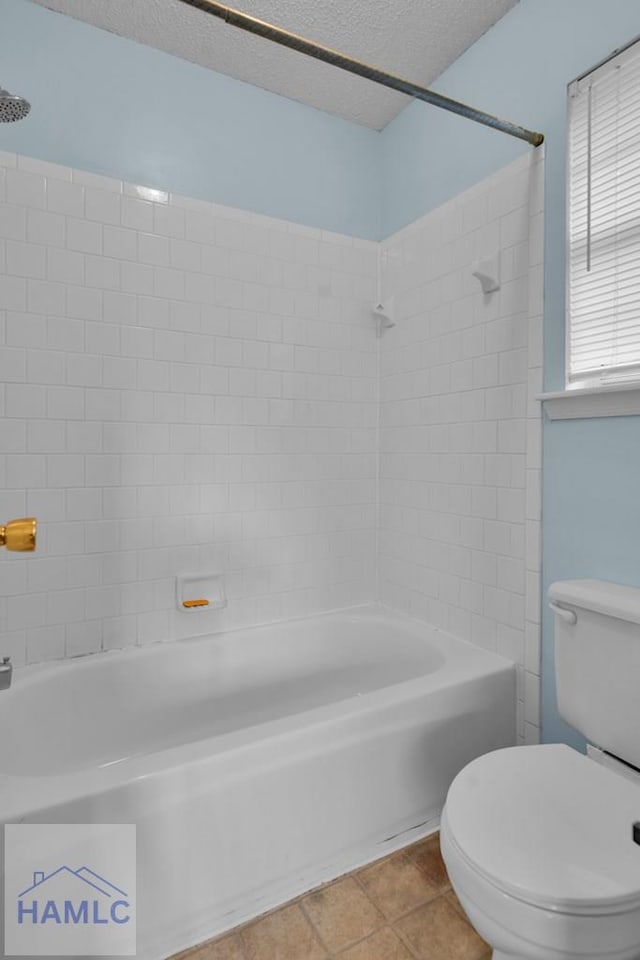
[5, 601, 448, 692]
[0, 603, 516, 821]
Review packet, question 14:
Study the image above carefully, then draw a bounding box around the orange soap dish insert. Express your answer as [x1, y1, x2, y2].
[176, 573, 227, 612]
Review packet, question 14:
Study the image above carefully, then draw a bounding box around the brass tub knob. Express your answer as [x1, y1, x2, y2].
[0, 517, 37, 552]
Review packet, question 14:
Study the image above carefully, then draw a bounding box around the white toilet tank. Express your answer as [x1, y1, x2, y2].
[549, 579, 640, 770]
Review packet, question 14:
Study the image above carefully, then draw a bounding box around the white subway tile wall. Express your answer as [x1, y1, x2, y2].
[0, 152, 378, 665]
[378, 152, 544, 743]
[0, 150, 543, 739]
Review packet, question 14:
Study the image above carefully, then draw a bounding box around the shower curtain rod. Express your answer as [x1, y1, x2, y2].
[177, 0, 544, 147]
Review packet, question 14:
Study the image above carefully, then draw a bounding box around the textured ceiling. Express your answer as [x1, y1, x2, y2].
[32, 0, 518, 129]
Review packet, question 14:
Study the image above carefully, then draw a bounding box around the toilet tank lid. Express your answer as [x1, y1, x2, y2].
[549, 579, 640, 625]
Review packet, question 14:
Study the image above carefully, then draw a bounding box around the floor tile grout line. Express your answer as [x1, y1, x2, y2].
[302, 883, 456, 959]
[325, 922, 388, 958]
[331, 924, 412, 959]
[390, 916, 424, 960]
[299, 878, 386, 958]
[392, 892, 456, 960]
[240, 901, 330, 960]
[405, 838, 454, 892]
[232, 927, 250, 960]
[352, 847, 452, 925]
[205, 870, 346, 952]
[393, 890, 491, 960]
[296, 898, 335, 958]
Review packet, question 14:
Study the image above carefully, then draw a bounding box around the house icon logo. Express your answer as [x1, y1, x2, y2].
[18, 866, 131, 925]
[4, 823, 136, 956]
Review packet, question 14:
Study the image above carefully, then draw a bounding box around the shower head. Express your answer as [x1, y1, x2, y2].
[0, 88, 31, 123]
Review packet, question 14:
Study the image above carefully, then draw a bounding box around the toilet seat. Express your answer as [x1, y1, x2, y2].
[441, 819, 640, 960]
[443, 743, 640, 916]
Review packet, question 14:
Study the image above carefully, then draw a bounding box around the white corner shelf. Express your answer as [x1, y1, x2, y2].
[539, 383, 640, 420]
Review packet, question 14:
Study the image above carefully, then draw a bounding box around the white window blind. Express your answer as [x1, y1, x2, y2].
[568, 39, 640, 388]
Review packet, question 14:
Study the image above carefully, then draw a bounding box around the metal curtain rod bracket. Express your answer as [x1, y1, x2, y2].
[177, 0, 544, 147]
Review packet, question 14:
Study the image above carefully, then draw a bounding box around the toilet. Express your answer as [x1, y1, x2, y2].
[440, 579, 640, 960]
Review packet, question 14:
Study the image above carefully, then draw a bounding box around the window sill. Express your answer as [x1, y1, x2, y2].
[538, 383, 640, 420]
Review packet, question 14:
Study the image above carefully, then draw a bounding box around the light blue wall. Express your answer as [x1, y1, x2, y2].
[380, 0, 640, 746]
[0, 0, 380, 239]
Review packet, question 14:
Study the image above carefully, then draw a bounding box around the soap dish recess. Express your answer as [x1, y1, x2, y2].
[176, 573, 227, 612]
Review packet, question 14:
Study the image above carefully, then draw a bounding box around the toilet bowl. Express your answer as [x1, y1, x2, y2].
[441, 745, 640, 960]
[439, 580, 640, 960]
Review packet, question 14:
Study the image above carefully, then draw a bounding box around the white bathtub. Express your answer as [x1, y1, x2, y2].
[0, 605, 515, 959]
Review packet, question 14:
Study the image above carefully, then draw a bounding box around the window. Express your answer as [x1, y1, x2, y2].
[567, 38, 640, 388]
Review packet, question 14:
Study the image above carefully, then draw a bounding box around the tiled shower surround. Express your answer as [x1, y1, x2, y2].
[0, 151, 379, 661]
[0, 150, 542, 740]
[380, 152, 543, 743]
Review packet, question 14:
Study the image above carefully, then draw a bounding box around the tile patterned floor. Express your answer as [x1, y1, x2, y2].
[172, 833, 491, 960]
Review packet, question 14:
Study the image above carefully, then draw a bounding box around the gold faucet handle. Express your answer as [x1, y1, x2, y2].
[0, 517, 37, 552]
